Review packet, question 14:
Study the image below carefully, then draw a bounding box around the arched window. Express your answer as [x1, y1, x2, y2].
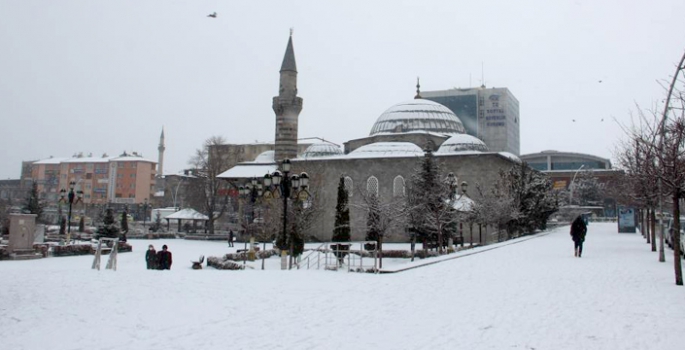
[393, 176, 405, 197]
[344, 176, 353, 197]
[367, 176, 379, 196]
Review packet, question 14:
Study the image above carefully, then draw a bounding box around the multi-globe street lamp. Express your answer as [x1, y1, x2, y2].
[238, 177, 263, 264]
[59, 181, 83, 244]
[263, 159, 309, 270]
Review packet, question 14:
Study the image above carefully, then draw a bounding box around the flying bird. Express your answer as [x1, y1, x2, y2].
[572, 119, 576, 122]
[598, 80, 602, 83]
[207, 12, 217, 18]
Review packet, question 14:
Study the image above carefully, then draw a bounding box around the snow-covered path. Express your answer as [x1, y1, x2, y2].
[1, 223, 684, 350]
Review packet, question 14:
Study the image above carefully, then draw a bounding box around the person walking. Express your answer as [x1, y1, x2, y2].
[228, 230, 234, 247]
[570, 215, 587, 257]
[157, 244, 173, 270]
[145, 244, 157, 269]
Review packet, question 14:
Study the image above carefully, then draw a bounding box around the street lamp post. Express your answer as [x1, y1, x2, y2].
[569, 164, 585, 206]
[143, 198, 149, 229]
[267, 159, 310, 270]
[239, 178, 263, 264]
[60, 181, 83, 244]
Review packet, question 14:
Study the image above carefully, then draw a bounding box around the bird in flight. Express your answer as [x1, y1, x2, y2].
[572, 119, 576, 122]
[207, 12, 217, 18]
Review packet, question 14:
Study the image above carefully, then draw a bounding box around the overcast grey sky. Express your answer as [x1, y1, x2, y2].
[1, 0, 684, 179]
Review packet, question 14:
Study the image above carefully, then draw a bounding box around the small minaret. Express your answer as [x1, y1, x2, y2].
[414, 77, 422, 99]
[273, 31, 303, 162]
[157, 128, 165, 176]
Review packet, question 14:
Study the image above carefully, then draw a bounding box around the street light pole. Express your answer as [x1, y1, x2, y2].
[143, 198, 148, 229]
[267, 159, 310, 270]
[239, 178, 263, 265]
[60, 181, 83, 244]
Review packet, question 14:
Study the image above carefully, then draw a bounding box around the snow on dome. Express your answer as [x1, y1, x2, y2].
[369, 99, 465, 136]
[302, 143, 343, 158]
[437, 134, 489, 154]
[348, 142, 424, 159]
[253, 150, 275, 163]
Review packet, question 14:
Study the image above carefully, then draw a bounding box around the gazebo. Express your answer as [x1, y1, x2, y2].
[165, 209, 209, 233]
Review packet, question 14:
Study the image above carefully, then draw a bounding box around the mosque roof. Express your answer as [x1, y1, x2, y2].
[436, 134, 489, 154]
[254, 150, 275, 164]
[301, 143, 344, 159]
[347, 142, 424, 159]
[369, 99, 465, 136]
[217, 164, 278, 179]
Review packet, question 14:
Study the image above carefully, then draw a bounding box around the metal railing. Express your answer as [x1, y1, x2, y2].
[298, 241, 379, 273]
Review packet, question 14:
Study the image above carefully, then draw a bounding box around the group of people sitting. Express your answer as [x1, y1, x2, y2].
[145, 244, 173, 270]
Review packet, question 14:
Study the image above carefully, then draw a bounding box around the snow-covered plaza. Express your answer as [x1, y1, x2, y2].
[1, 222, 684, 350]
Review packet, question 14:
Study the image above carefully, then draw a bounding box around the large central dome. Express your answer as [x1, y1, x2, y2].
[369, 99, 465, 136]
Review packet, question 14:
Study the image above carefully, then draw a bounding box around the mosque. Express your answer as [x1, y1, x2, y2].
[218, 34, 521, 242]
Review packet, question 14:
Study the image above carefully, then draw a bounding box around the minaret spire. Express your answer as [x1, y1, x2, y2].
[273, 32, 303, 162]
[157, 127, 165, 177]
[414, 77, 422, 99]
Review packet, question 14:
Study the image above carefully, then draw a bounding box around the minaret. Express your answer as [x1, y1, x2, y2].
[273, 31, 303, 162]
[157, 128, 165, 176]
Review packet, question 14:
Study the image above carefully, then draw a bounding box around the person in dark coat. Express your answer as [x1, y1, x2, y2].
[157, 244, 173, 270]
[570, 215, 587, 257]
[228, 230, 234, 247]
[145, 244, 157, 269]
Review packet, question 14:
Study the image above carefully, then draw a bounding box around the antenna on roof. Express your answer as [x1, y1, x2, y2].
[481, 62, 486, 88]
[290, 27, 294, 36]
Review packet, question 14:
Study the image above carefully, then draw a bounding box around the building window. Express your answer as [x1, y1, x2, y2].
[393, 176, 405, 197]
[366, 176, 379, 196]
[344, 176, 353, 197]
[130, 173, 136, 178]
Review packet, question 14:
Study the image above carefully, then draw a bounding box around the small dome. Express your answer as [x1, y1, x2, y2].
[302, 143, 343, 158]
[348, 142, 424, 158]
[437, 134, 488, 153]
[370, 99, 465, 136]
[254, 150, 275, 163]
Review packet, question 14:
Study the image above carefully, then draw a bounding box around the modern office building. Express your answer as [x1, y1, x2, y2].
[520, 150, 612, 171]
[421, 86, 520, 155]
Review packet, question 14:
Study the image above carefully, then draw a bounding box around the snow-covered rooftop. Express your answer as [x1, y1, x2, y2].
[437, 134, 489, 154]
[301, 143, 343, 159]
[164, 208, 209, 220]
[253, 150, 275, 164]
[498, 152, 522, 163]
[370, 99, 465, 136]
[217, 164, 278, 179]
[347, 142, 424, 159]
[32, 157, 70, 165]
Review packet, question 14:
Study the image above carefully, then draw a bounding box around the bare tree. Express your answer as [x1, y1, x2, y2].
[187, 136, 231, 235]
[617, 93, 685, 285]
[352, 189, 406, 268]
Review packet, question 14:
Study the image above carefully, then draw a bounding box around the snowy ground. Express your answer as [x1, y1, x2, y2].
[1, 223, 684, 350]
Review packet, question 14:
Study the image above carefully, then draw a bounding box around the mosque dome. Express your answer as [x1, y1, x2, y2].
[437, 134, 489, 154]
[302, 143, 344, 158]
[253, 150, 275, 163]
[369, 99, 465, 136]
[348, 142, 424, 158]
